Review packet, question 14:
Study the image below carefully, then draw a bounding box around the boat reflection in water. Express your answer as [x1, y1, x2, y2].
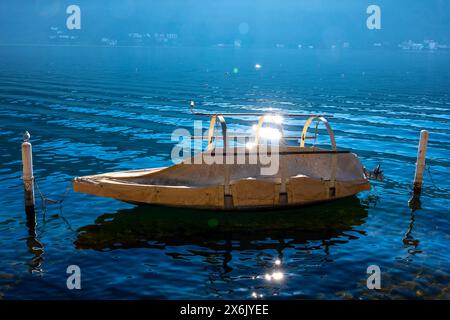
[75, 196, 368, 298]
[75, 196, 368, 252]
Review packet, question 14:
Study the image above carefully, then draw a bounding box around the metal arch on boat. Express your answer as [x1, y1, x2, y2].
[206, 115, 228, 151]
[300, 116, 336, 150]
[253, 115, 284, 146]
[300, 116, 338, 195]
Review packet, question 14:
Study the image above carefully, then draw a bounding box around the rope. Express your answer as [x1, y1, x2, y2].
[33, 178, 74, 232]
[34, 179, 71, 211]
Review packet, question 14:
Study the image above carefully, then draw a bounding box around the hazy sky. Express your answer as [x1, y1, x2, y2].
[0, 0, 449, 46]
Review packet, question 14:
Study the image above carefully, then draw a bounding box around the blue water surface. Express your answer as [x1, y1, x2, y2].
[0, 46, 449, 299]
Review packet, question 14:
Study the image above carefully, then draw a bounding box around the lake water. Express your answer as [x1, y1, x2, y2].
[0, 46, 449, 299]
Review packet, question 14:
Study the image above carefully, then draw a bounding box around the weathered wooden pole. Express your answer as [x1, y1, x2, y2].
[409, 130, 428, 209]
[413, 130, 428, 195]
[22, 131, 35, 213]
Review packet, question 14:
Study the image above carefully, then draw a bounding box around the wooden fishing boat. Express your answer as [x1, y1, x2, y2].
[73, 104, 371, 210]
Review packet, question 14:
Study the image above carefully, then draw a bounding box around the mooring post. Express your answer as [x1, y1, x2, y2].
[413, 130, 428, 195]
[409, 130, 428, 210]
[22, 131, 35, 213]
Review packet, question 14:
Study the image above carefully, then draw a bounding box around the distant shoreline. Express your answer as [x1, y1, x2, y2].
[0, 43, 449, 53]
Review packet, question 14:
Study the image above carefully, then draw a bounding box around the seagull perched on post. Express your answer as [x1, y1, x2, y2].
[23, 131, 30, 142]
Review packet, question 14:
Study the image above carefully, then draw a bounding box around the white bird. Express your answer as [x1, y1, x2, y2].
[23, 131, 30, 142]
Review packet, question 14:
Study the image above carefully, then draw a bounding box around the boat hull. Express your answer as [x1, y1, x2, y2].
[73, 147, 371, 210]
